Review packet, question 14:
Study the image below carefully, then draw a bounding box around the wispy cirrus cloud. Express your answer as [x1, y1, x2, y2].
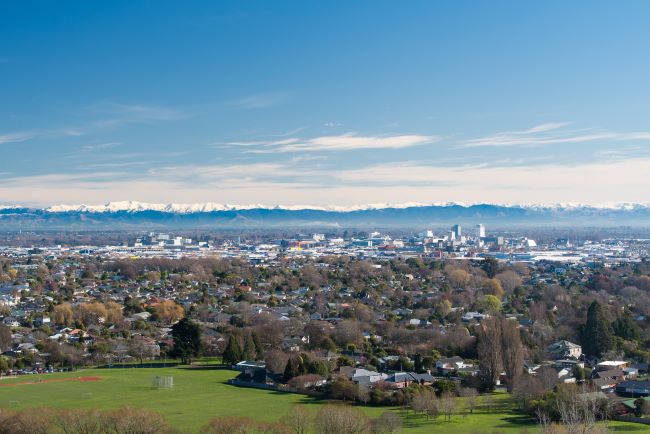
[0, 132, 35, 144]
[0, 129, 84, 146]
[230, 92, 290, 109]
[82, 142, 122, 151]
[217, 133, 439, 152]
[277, 134, 438, 152]
[87, 102, 187, 128]
[459, 122, 650, 148]
[79, 161, 150, 169]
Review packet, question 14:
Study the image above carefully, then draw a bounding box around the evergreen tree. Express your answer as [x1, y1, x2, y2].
[306, 359, 330, 376]
[243, 332, 257, 360]
[297, 353, 308, 375]
[251, 331, 264, 358]
[612, 312, 640, 342]
[581, 301, 613, 358]
[480, 256, 500, 278]
[222, 334, 243, 366]
[284, 356, 301, 382]
[414, 354, 424, 373]
[321, 336, 336, 351]
[170, 318, 202, 365]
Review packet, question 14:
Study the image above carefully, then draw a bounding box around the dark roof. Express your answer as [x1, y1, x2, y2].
[592, 378, 618, 388]
[438, 356, 463, 364]
[593, 369, 625, 380]
[386, 372, 435, 383]
[616, 380, 650, 389]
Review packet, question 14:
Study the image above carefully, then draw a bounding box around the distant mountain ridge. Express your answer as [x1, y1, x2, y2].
[1, 201, 650, 229]
[37, 200, 650, 214]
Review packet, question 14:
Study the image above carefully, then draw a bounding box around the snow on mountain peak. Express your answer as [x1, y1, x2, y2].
[38, 201, 650, 214]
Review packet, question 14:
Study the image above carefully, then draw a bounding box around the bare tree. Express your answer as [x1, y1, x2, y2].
[410, 389, 438, 420]
[55, 409, 104, 434]
[101, 407, 172, 434]
[554, 384, 610, 434]
[459, 387, 479, 414]
[282, 405, 312, 434]
[512, 374, 545, 410]
[440, 392, 457, 422]
[500, 318, 524, 392]
[495, 270, 522, 294]
[314, 405, 369, 434]
[425, 396, 440, 421]
[332, 320, 363, 347]
[483, 394, 495, 413]
[0, 325, 11, 352]
[265, 349, 290, 374]
[0, 408, 53, 434]
[537, 365, 560, 392]
[370, 412, 402, 434]
[476, 317, 502, 391]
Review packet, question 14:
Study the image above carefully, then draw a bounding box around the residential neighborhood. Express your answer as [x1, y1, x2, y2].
[2, 229, 650, 429]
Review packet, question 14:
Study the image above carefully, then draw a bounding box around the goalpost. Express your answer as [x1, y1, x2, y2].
[152, 375, 174, 389]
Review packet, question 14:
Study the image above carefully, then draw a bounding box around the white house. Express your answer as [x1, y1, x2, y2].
[547, 340, 582, 359]
[436, 356, 473, 374]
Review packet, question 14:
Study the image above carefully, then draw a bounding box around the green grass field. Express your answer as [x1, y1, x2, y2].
[0, 367, 648, 433]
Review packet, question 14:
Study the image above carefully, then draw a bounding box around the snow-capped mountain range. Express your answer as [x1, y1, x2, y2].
[1, 201, 650, 229]
[43, 201, 437, 213]
[35, 200, 650, 214]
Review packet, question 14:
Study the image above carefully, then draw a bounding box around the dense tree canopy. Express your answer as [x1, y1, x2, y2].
[171, 318, 202, 364]
[581, 301, 613, 358]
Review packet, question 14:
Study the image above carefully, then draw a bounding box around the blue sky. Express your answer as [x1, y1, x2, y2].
[1, 0, 650, 207]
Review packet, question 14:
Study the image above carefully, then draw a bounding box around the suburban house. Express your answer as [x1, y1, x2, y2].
[462, 312, 489, 322]
[596, 360, 628, 371]
[436, 356, 473, 375]
[554, 359, 585, 370]
[524, 360, 541, 375]
[591, 369, 626, 391]
[547, 340, 582, 359]
[385, 372, 435, 388]
[339, 367, 388, 387]
[2, 317, 20, 327]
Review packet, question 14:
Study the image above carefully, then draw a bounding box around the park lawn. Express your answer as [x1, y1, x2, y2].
[0, 368, 648, 433]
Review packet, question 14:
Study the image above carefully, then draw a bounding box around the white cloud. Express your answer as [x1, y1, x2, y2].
[230, 92, 290, 109]
[82, 142, 122, 151]
[3, 157, 650, 206]
[329, 159, 650, 204]
[87, 102, 186, 128]
[222, 133, 439, 153]
[459, 122, 650, 148]
[526, 122, 573, 133]
[279, 133, 438, 152]
[0, 132, 34, 144]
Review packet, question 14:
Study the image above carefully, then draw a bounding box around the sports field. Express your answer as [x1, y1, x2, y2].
[0, 367, 647, 433]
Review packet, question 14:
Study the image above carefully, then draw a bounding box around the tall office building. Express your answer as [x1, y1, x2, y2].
[476, 224, 486, 238]
[451, 224, 461, 239]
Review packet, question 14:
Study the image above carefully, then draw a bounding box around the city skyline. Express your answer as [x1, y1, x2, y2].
[2, 1, 650, 206]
